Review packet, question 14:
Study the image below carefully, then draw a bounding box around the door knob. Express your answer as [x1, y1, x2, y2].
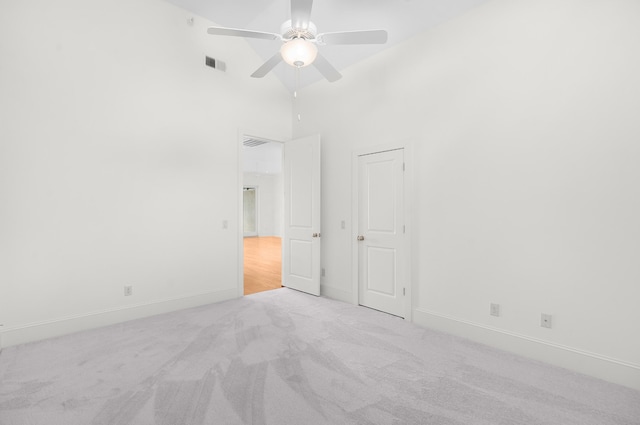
[357, 235, 365, 241]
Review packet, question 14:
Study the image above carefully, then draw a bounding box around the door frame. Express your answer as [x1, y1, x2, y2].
[351, 141, 414, 321]
[237, 130, 285, 298]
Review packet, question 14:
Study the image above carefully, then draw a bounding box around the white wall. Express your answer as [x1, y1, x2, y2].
[294, 0, 640, 389]
[2, 0, 638, 391]
[243, 173, 284, 237]
[0, 0, 291, 346]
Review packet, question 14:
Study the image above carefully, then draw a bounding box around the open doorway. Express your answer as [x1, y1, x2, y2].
[242, 136, 284, 295]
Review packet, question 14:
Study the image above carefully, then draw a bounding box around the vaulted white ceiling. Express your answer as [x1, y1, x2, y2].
[164, 0, 490, 91]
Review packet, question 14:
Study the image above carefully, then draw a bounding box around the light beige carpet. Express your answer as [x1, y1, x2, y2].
[1, 288, 639, 424]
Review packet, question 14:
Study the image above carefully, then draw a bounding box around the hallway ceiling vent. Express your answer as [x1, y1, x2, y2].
[243, 137, 269, 148]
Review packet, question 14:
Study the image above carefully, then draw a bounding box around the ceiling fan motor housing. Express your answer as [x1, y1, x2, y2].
[281, 20, 317, 40]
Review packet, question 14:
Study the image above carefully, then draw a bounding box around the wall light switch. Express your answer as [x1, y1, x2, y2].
[541, 313, 552, 329]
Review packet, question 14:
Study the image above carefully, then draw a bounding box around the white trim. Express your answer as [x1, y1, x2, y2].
[351, 141, 414, 321]
[0, 288, 238, 349]
[413, 307, 640, 391]
[320, 284, 352, 303]
[237, 129, 245, 298]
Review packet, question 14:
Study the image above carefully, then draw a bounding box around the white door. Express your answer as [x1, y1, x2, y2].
[282, 134, 321, 296]
[357, 148, 405, 317]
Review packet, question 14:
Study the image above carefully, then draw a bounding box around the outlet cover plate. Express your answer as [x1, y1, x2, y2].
[541, 313, 552, 329]
[490, 303, 500, 317]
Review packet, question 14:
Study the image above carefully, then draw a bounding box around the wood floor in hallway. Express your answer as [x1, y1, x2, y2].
[244, 236, 282, 295]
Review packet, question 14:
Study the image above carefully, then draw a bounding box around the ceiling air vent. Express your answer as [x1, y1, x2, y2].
[205, 56, 226, 72]
[243, 137, 269, 148]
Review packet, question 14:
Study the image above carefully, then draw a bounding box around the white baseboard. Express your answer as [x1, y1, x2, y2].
[321, 284, 353, 304]
[0, 288, 238, 349]
[413, 307, 640, 391]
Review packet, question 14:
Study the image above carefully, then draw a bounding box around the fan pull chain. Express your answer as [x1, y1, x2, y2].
[295, 66, 301, 121]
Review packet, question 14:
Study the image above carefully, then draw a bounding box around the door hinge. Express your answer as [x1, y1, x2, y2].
[403, 163, 405, 171]
[403, 225, 405, 234]
[403, 287, 406, 296]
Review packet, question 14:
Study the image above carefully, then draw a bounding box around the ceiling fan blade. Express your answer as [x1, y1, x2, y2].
[316, 29, 388, 45]
[313, 54, 342, 82]
[291, 0, 314, 30]
[251, 53, 283, 78]
[207, 26, 280, 41]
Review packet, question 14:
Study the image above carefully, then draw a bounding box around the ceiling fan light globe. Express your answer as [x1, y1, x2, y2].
[280, 38, 318, 68]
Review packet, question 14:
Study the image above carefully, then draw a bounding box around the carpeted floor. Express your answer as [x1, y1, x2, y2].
[0, 288, 638, 425]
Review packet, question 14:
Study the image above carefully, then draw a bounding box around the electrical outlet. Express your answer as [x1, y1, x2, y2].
[490, 303, 500, 317]
[124, 285, 133, 296]
[321, 268, 326, 277]
[222, 220, 228, 229]
[541, 313, 552, 329]
[341, 220, 346, 229]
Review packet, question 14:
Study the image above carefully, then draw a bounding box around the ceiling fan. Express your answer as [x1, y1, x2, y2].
[207, 0, 388, 82]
